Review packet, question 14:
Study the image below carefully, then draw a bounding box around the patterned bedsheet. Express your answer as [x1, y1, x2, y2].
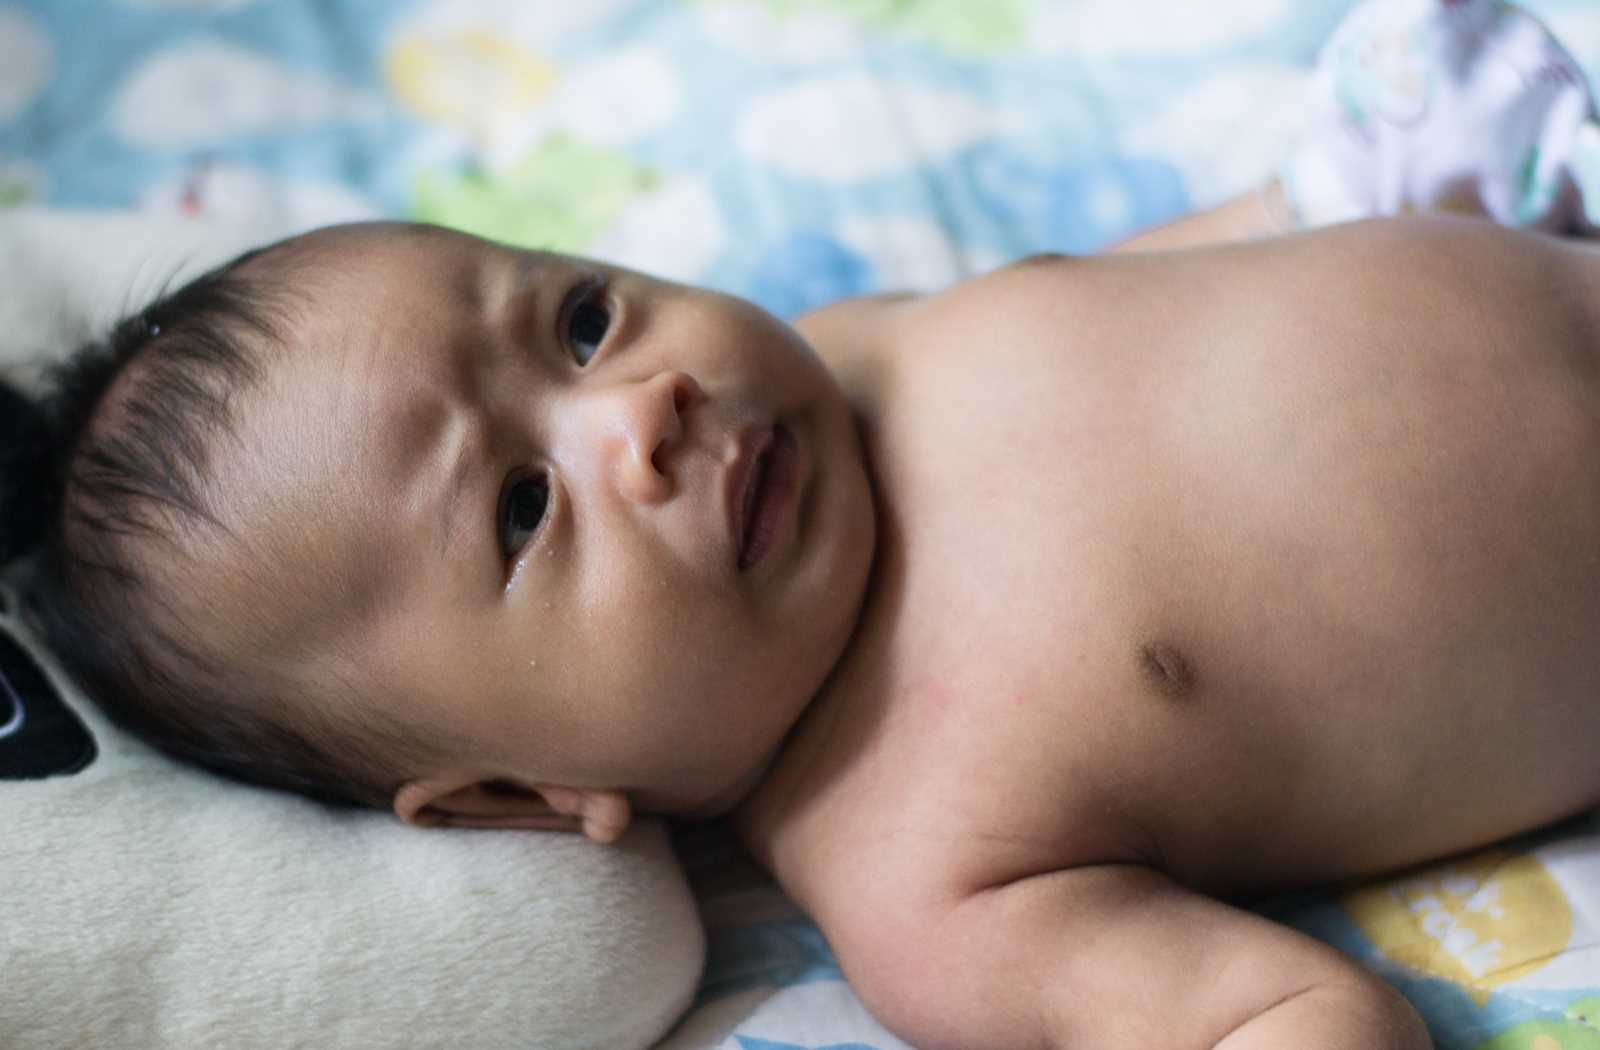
[671, 813, 1600, 1050]
[4, 2, 1599, 1047]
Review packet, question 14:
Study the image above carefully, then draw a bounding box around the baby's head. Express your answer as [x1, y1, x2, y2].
[4, 222, 876, 840]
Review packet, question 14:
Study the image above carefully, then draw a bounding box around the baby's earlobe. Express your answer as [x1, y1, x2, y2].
[580, 792, 632, 845]
[540, 785, 631, 844]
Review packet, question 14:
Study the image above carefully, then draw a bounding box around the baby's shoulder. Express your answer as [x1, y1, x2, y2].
[793, 288, 921, 335]
[792, 290, 920, 394]
[792, 254, 1102, 394]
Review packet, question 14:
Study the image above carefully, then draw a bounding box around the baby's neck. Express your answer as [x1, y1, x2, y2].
[727, 316, 894, 847]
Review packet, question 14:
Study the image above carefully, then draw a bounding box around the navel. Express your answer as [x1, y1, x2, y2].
[1138, 641, 1195, 699]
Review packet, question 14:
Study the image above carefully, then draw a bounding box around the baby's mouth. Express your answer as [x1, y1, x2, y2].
[733, 423, 800, 572]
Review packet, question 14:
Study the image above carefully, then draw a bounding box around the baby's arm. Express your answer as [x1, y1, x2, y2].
[831, 864, 1430, 1050]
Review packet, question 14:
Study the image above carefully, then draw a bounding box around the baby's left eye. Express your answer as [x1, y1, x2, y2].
[563, 278, 610, 366]
[499, 473, 550, 558]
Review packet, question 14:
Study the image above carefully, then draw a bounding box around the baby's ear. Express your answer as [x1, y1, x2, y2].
[392, 777, 631, 843]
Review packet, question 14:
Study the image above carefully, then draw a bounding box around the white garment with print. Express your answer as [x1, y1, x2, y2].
[1284, 0, 1600, 230]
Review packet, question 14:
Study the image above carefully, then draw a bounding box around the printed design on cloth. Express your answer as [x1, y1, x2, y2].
[1341, 848, 1574, 1003]
[1475, 997, 1600, 1050]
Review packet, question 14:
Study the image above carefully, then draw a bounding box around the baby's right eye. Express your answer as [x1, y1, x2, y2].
[499, 473, 549, 557]
[561, 275, 610, 366]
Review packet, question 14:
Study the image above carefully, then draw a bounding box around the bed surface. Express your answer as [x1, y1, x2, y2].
[4, 2, 1600, 1047]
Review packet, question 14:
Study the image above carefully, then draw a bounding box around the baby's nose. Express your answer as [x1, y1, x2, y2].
[604, 369, 703, 504]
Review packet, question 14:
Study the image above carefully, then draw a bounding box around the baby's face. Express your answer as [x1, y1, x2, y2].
[222, 223, 875, 817]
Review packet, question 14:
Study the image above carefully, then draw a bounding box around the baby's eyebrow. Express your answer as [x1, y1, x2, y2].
[508, 249, 557, 315]
[514, 249, 547, 291]
[432, 414, 478, 563]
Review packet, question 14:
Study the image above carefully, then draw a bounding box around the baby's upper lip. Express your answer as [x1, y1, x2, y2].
[724, 423, 776, 568]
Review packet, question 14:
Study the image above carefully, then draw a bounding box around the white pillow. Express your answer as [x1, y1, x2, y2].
[0, 209, 704, 1050]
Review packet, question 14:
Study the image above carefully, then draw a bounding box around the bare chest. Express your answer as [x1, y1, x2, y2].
[751, 231, 1600, 905]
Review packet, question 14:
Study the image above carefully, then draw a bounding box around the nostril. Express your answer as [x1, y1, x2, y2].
[636, 371, 698, 490]
[671, 372, 700, 415]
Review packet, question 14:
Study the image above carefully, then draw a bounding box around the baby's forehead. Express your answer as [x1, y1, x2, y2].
[260, 221, 569, 282]
[201, 363, 409, 670]
[225, 223, 617, 518]
[256, 225, 603, 347]
[271, 219, 476, 258]
[219, 229, 560, 569]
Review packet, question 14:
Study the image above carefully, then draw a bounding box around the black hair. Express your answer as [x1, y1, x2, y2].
[0, 242, 439, 810]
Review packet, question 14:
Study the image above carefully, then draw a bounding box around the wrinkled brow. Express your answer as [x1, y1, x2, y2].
[434, 419, 477, 562]
[429, 247, 555, 565]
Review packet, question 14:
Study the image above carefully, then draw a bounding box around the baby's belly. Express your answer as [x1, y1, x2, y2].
[1121, 223, 1600, 893]
[887, 219, 1600, 898]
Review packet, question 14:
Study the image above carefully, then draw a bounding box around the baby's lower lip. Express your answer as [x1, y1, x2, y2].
[739, 424, 800, 572]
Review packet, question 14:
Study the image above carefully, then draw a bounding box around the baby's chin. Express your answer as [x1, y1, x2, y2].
[637, 736, 789, 820]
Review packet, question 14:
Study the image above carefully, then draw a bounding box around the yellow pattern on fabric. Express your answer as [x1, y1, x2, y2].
[1342, 849, 1573, 1005]
[386, 30, 556, 137]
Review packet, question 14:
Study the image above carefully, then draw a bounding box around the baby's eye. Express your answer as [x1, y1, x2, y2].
[563, 277, 611, 366]
[499, 473, 550, 557]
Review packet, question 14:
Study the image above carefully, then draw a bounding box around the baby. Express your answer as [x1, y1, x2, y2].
[6, 2, 1600, 1047]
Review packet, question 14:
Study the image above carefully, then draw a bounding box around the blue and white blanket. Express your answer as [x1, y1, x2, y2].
[4, 2, 1600, 1048]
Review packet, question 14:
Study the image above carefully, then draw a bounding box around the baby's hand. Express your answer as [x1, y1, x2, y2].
[1283, 0, 1600, 232]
